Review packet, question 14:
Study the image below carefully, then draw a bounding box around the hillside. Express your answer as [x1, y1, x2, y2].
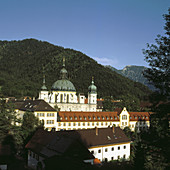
[106, 65, 154, 90]
[0, 39, 151, 99]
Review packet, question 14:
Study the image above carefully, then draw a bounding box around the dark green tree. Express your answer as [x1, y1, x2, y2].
[21, 111, 42, 141]
[0, 100, 22, 154]
[143, 8, 170, 100]
[141, 9, 170, 170]
[102, 96, 114, 111]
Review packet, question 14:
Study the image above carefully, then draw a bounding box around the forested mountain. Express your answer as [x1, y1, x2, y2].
[106, 65, 154, 90]
[0, 39, 150, 99]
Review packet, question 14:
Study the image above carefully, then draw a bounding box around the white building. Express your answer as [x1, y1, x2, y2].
[56, 107, 150, 132]
[39, 58, 98, 112]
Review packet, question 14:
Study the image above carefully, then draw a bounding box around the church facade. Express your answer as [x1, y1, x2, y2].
[39, 59, 98, 112]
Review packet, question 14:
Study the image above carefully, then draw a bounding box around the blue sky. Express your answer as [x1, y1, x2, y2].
[0, 0, 169, 69]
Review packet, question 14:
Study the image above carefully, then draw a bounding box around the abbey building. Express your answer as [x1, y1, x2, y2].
[39, 59, 98, 112]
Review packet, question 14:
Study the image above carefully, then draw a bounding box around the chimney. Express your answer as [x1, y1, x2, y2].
[95, 127, 98, 136]
[112, 126, 115, 133]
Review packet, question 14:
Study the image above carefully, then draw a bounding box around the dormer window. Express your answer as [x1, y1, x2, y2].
[102, 116, 104, 120]
[75, 116, 77, 120]
[106, 116, 109, 120]
[93, 116, 96, 120]
[88, 116, 91, 120]
[79, 116, 82, 120]
[65, 116, 67, 120]
[97, 116, 100, 120]
[84, 117, 87, 120]
[110, 116, 113, 120]
[70, 117, 72, 120]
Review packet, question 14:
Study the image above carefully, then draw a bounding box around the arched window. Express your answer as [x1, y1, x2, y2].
[55, 94, 58, 103]
[122, 115, 127, 120]
[67, 94, 69, 103]
[60, 94, 63, 103]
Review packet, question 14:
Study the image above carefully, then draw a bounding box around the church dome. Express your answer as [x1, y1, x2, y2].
[51, 57, 76, 92]
[52, 79, 76, 91]
[88, 80, 97, 93]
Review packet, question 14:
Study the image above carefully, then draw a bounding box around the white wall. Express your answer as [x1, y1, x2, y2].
[89, 143, 130, 162]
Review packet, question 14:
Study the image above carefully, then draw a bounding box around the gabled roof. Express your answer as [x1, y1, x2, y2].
[17, 99, 56, 112]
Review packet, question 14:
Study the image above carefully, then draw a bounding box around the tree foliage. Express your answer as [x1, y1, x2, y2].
[143, 8, 170, 99]
[133, 9, 170, 170]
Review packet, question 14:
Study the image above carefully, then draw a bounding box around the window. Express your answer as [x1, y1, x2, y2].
[102, 116, 104, 120]
[111, 147, 114, 151]
[75, 116, 77, 120]
[47, 120, 54, 124]
[65, 117, 67, 120]
[118, 156, 120, 159]
[105, 148, 108, 152]
[123, 155, 126, 159]
[98, 149, 101, 153]
[68, 123, 71, 126]
[92, 123, 94, 126]
[79, 116, 82, 120]
[124, 145, 126, 149]
[105, 158, 108, 162]
[78, 123, 80, 126]
[96, 122, 99, 126]
[114, 116, 117, 120]
[106, 116, 109, 120]
[130, 116, 132, 119]
[63, 123, 66, 126]
[97, 116, 100, 120]
[70, 117, 72, 120]
[111, 157, 114, 160]
[110, 116, 113, 120]
[122, 122, 124, 125]
[101, 122, 103, 126]
[122, 115, 127, 120]
[47, 113, 54, 117]
[84, 117, 87, 120]
[105, 122, 108, 126]
[93, 116, 96, 120]
[73, 123, 76, 126]
[125, 122, 127, 125]
[118, 146, 120, 150]
[91, 150, 94, 154]
[37, 113, 44, 117]
[88, 122, 90, 126]
[83, 123, 85, 126]
[58, 123, 61, 126]
[88, 116, 91, 120]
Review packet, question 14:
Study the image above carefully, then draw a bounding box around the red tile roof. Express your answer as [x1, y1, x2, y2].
[129, 112, 151, 121]
[58, 111, 120, 122]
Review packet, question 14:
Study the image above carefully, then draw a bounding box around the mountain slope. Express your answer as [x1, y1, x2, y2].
[0, 39, 151, 99]
[106, 65, 154, 90]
